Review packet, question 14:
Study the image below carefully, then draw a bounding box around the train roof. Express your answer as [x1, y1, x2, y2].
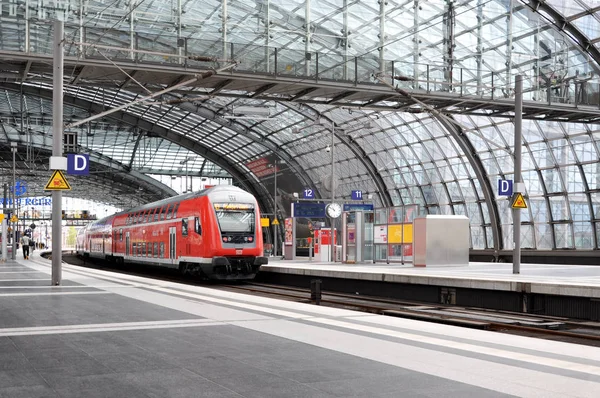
[89, 185, 251, 227]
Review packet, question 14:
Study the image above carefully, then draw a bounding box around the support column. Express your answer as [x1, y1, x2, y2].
[378, 0, 386, 74]
[330, 122, 335, 262]
[476, 0, 483, 95]
[305, 0, 311, 75]
[443, 0, 455, 91]
[413, 0, 420, 83]
[11, 144, 16, 260]
[2, 184, 6, 261]
[513, 75, 523, 274]
[52, 20, 64, 285]
[222, 0, 228, 58]
[273, 160, 278, 257]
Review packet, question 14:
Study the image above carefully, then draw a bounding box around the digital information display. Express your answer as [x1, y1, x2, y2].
[343, 204, 374, 212]
[214, 203, 254, 211]
[292, 202, 326, 218]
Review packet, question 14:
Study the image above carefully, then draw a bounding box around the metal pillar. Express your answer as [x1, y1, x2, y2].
[513, 75, 523, 274]
[379, 0, 385, 74]
[330, 122, 335, 263]
[273, 160, 278, 257]
[52, 20, 64, 285]
[11, 143, 16, 260]
[2, 184, 6, 261]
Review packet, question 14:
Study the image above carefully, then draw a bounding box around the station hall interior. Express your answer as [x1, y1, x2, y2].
[1, 1, 600, 398]
[3, 0, 600, 265]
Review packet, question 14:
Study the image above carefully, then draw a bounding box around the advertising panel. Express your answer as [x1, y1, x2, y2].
[284, 218, 293, 246]
[374, 225, 388, 244]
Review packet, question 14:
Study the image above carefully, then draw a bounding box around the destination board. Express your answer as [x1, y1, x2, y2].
[292, 202, 326, 218]
[343, 204, 374, 212]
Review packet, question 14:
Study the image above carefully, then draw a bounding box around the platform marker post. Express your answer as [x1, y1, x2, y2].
[51, 20, 64, 285]
[2, 184, 7, 262]
[513, 75, 523, 275]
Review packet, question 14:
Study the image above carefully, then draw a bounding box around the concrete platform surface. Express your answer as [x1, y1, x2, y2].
[0, 252, 598, 397]
[262, 259, 600, 297]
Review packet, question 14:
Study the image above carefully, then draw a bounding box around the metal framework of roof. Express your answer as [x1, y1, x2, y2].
[2, 0, 600, 254]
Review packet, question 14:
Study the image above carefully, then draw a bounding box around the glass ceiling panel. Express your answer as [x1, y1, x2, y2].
[4, 0, 600, 249]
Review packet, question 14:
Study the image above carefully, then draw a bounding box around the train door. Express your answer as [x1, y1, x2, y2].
[125, 232, 130, 256]
[102, 234, 105, 254]
[169, 226, 176, 263]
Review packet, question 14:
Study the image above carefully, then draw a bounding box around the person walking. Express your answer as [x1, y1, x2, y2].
[21, 235, 30, 260]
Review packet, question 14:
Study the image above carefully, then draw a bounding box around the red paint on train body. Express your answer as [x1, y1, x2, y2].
[77, 186, 268, 280]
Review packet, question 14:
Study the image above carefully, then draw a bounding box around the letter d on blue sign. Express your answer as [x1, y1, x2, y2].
[67, 154, 90, 175]
[498, 179, 513, 196]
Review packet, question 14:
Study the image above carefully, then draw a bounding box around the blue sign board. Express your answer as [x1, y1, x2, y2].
[351, 190, 363, 200]
[343, 203, 374, 212]
[67, 154, 90, 175]
[302, 188, 315, 199]
[13, 181, 26, 196]
[498, 179, 513, 196]
[292, 202, 326, 218]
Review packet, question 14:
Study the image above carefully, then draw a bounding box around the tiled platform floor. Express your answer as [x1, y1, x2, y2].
[0, 252, 597, 397]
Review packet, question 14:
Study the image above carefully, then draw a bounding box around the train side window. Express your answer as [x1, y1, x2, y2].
[142, 242, 146, 256]
[132, 242, 137, 255]
[154, 207, 160, 222]
[166, 204, 175, 220]
[194, 217, 201, 235]
[182, 218, 188, 236]
[147, 242, 151, 257]
[119, 229, 123, 241]
[160, 242, 165, 258]
[154, 242, 158, 257]
[173, 203, 180, 218]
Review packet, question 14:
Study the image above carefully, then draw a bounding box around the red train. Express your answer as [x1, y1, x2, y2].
[76, 186, 268, 280]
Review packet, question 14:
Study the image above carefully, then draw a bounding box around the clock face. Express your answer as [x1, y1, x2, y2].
[326, 203, 342, 218]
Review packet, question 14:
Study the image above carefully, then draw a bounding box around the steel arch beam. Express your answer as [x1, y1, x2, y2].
[3, 83, 270, 209]
[435, 116, 502, 254]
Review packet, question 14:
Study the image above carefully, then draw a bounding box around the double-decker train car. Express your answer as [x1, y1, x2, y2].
[76, 186, 268, 280]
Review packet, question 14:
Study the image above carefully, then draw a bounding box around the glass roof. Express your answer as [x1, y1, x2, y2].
[2, 0, 600, 252]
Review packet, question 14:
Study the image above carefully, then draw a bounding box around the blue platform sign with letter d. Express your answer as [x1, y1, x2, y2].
[67, 154, 90, 175]
[498, 179, 513, 196]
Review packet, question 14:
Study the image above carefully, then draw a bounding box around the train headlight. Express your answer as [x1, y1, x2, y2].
[248, 237, 253, 242]
[244, 237, 248, 242]
[223, 237, 228, 242]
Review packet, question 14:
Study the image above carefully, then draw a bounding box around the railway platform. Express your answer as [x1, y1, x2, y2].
[1, 252, 599, 397]
[259, 260, 600, 320]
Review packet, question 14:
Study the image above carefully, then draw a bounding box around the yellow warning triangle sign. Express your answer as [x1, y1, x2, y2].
[511, 192, 527, 209]
[44, 170, 72, 191]
[272, 218, 279, 225]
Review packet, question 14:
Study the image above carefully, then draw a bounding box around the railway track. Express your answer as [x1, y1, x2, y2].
[56, 252, 600, 347]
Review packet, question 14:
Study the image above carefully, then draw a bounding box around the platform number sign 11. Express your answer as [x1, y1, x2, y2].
[303, 188, 315, 199]
[351, 190, 363, 200]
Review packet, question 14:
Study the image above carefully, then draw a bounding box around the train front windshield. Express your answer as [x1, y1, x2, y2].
[213, 203, 255, 239]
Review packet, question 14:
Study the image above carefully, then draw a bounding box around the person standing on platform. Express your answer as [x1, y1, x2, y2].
[21, 235, 30, 260]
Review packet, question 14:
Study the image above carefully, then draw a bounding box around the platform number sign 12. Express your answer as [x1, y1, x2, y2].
[351, 190, 363, 200]
[303, 188, 315, 199]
